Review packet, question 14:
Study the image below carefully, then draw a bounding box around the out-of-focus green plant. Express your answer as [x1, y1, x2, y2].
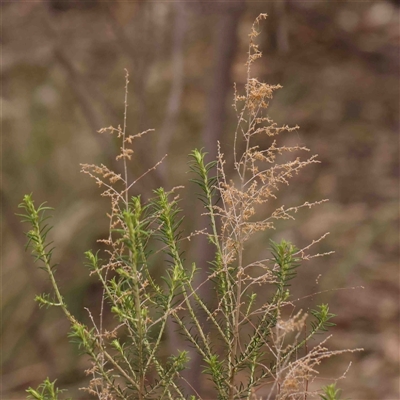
[320, 383, 343, 400]
[19, 14, 360, 400]
[26, 378, 71, 400]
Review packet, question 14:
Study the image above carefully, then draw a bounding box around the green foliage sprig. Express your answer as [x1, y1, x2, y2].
[26, 378, 70, 400]
[320, 383, 343, 400]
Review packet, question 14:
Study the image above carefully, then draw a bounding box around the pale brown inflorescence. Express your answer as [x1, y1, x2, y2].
[215, 15, 329, 282]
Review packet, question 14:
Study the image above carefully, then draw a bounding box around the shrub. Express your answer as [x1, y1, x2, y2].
[19, 14, 360, 400]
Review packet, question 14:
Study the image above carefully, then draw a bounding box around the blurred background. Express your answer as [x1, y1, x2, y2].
[2, 1, 399, 399]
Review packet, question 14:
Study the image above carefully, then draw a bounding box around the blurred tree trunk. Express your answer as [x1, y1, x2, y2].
[187, 1, 245, 396]
[197, 0, 245, 295]
[155, 1, 193, 395]
[202, 2, 245, 162]
[157, 2, 187, 181]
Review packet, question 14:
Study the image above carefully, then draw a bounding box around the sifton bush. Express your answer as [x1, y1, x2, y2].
[19, 15, 360, 400]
